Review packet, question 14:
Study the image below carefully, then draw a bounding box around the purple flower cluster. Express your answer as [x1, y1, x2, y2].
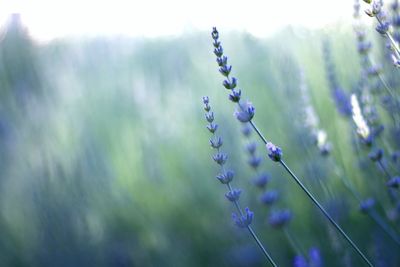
[202, 96, 277, 266]
[293, 247, 323, 267]
[363, 0, 400, 66]
[206, 27, 377, 267]
[241, 124, 292, 231]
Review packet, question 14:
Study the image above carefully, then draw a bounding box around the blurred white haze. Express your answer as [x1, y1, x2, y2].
[1, 0, 358, 41]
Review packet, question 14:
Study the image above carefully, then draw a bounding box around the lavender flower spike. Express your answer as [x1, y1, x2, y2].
[202, 95, 277, 267]
[210, 28, 374, 267]
[363, 0, 400, 62]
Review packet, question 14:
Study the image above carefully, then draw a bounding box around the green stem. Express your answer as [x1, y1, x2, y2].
[245, 119, 374, 266]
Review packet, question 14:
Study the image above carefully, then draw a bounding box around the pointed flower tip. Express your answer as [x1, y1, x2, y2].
[211, 27, 219, 40]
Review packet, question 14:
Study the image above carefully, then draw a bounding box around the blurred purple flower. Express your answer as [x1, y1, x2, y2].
[232, 207, 254, 228]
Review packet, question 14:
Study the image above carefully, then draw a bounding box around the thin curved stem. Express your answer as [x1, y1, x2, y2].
[249, 120, 268, 144]
[279, 160, 374, 267]
[243, 118, 373, 266]
[331, 122, 400, 246]
[247, 225, 278, 267]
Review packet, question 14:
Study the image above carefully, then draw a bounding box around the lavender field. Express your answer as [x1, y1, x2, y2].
[0, 1, 400, 266]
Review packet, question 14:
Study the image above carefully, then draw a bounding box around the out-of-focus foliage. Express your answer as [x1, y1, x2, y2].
[0, 14, 399, 267]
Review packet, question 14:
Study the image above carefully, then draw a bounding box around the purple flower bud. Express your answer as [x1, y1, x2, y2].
[235, 102, 255, 123]
[219, 65, 232, 77]
[376, 22, 389, 35]
[268, 210, 292, 228]
[242, 124, 252, 136]
[293, 255, 308, 267]
[360, 198, 375, 213]
[211, 27, 219, 40]
[356, 30, 366, 41]
[210, 136, 223, 149]
[213, 40, 220, 48]
[392, 54, 400, 67]
[213, 152, 228, 165]
[225, 189, 242, 202]
[368, 148, 383, 162]
[246, 142, 257, 155]
[332, 87, 352, 116]
[393, 15, 400, 27]
[367, 65, 382, 76]
[266, 142, 283, 162]
[248, 155, 262, 169]
[207, 123, 218, 133]
[216, 170, 234, 184]
[309, 247, 322, 267]
[223, 77, 237, 89]
[362, 134, 374, 146]
[253, 173, 270, 188]
[202, 96, 209, 105]
[392, 151, 400, 162]
[319, 143, 332, 156]
[392, 1, 399, 11]
[216, 56, 228, 67]
[229, 89, 241, 102]
[260, 190, 279, 205]
[214, 46, 223, 57]
[203, 96, 211, 111]
[205, 112, 214, 123]
[232, 207, 254, 228]
[357, 41, 372, 54]
[372, 1, 382, 15]
[387, 176, 400, 188]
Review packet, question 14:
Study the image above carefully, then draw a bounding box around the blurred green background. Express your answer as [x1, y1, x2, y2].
[0, 14, 399, 267]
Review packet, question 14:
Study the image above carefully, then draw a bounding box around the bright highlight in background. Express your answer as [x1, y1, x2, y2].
[1, 0, 353, 40]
